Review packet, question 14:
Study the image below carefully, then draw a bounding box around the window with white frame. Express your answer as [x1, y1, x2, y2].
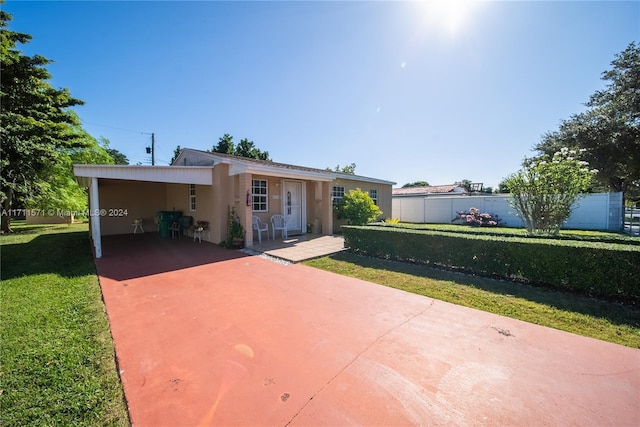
[332, 186, 345, 206]
[189, 184, 196, 211]
[252, 179, 268, 212]
[369, 189, 378, 205]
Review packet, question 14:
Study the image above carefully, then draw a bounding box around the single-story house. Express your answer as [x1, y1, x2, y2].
[392, 184, 468, 197]
[74, 149, 395, 258]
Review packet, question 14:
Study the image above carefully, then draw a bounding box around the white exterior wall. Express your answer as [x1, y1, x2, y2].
[392, 192, 623, 231]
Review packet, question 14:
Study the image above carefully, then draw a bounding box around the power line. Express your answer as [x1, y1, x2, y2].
[81, 120, 151, 135]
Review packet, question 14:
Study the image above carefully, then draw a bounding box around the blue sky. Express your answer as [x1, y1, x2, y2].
[5, 1, 639, 188]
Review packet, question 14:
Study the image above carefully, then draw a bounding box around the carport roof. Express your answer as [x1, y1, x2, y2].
[73, 164, 213, 186]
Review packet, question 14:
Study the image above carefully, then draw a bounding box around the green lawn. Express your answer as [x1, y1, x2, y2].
[304, 251, 640, 348]
[0, 222, 129, 426]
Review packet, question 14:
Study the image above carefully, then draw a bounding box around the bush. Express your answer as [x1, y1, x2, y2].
[342, 225, 640, 302]
[453, 207, 502, 227]
[336, 188, 382, 226]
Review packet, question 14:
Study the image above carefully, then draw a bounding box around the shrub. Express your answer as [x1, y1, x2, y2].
[342, 225, 640, 302]
[453, 207, 502, 227]
[504, 148, 596, 235]
[336, 188, 382, 226]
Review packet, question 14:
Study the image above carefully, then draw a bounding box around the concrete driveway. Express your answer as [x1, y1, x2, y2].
[95, 234, 639, 426]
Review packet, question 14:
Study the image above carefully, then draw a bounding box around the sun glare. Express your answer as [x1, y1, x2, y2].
[418, 0, 481, 36]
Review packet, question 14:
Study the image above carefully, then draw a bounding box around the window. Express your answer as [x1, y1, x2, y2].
[332, 186, 345, 206]
[252, 180, 268, 212]
[189, 184, 196, 211]
[369, 189, 378, 205]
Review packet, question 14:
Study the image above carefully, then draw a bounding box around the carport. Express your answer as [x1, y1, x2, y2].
[74, 165, 213, 258]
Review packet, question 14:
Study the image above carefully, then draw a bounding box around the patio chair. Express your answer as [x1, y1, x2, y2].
[132, 219, 144, 234]
[193, 221, 210, 243]
[252, 216, 269, 243]
[270, 214, 287, 240]
[170, 221, 181, 239]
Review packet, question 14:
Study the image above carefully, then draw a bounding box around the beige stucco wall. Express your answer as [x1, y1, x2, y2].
[98, 179, 167, 235]
[93, 167, 389, 242]
[331, 177, 393, 233]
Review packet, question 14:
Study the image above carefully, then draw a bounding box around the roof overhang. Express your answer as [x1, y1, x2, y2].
[227, 162, 336, 182]
[73, 165, 213, 186]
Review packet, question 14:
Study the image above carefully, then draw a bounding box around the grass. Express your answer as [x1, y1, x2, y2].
[373, 222, 639, 244]
[0, 222, 129, 426]
[303, 251, 640, 348]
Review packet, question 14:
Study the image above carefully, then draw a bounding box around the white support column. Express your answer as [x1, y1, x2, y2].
[89, 177, 102, 258]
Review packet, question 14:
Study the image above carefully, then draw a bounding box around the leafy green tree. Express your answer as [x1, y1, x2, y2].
[1, 10, 88, 232]
[402, 181, 430, 188]
[327, 163, 356, 175]
[102, 138, 129, 165]
[212, 133, 235, 154]
[29, 129, 114, 215]
[338, 188, 382, 226]
[504, 148, 595, 235]
[170, 145, 182, 164]
[534, 42, 640, 203]
[212, 134, 270, 160]
[236, 138, 270, 160]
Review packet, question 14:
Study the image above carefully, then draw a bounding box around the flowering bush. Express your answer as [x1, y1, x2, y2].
[504, 148, 596, 235]
[454, 207, 501, 227]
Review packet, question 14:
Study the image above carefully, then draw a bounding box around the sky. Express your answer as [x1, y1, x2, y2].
[4, 1, 639, 188]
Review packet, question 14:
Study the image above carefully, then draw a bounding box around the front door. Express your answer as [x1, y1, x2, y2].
[283, 180, 303, 234]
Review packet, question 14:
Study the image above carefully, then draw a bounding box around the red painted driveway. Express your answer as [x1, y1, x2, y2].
[95, 235, 640, 426]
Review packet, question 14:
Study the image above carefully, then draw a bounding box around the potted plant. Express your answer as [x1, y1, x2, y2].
[226, 206, 245, 249]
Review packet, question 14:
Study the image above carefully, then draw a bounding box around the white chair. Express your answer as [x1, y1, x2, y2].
[270, 215, 287, 240]
[252, 216, 269, 243]
[170, 221, 181, 239]
[193, 221, 210, 243]
[132, 219, 144, 234]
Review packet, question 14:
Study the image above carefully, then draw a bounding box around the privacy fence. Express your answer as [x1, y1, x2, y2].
[392, 192, 624, 231]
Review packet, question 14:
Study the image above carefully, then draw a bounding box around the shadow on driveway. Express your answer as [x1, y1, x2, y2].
[95, 233, 247, 281]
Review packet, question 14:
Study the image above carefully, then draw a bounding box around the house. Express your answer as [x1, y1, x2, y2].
[74, 149, 395, 258]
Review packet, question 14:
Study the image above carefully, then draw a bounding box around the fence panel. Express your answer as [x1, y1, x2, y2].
[392, 192, 623, 231]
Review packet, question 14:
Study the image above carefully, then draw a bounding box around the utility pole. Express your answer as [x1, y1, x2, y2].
[145, 132, 155, 165]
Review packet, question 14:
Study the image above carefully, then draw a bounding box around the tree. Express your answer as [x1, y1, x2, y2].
[212, 133, 235, 154]
[1, 10, 87, 232]
[236, 138, 269, 160]
[402, 181, 430, 188]
[504, 148, 595, 235]
[338, 188, 382, 226]
[170, 145, 182, 164]
[212, 134, 271, 160]
[327, 163, 356, 175]
[28, 129, 114, 216]
[534, 42, 640, 203]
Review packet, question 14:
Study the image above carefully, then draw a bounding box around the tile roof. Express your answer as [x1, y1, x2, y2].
[392, 184, 467, 195]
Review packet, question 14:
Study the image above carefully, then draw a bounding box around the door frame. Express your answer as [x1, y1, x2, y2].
[282, 180, 306, 235]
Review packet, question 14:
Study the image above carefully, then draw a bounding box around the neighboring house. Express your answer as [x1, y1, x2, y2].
[74, 149, 395, 258]
[392, 184, 468, 197]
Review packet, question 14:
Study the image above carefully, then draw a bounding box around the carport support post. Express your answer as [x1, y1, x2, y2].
[239, 173, 253, 248]
[89, 177, 102, 258]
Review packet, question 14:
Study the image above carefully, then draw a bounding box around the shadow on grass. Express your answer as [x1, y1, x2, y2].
[326, 251, 640, 330]
[1, 230, 97, 280]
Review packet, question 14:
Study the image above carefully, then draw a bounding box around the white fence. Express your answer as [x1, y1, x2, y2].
[624, 208, 640, 236]
[392, 192, 624, 231]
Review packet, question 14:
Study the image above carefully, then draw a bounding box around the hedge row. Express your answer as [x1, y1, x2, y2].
[342, 226, 640, 302]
